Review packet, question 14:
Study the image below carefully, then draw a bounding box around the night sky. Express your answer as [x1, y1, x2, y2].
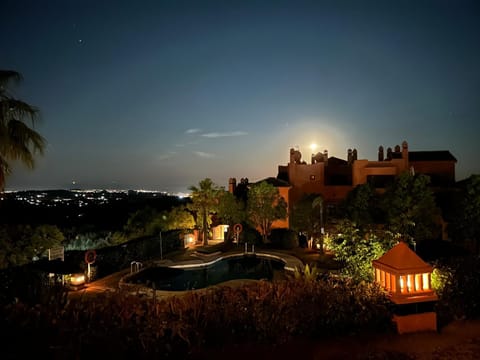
[2, 0, 480, 193]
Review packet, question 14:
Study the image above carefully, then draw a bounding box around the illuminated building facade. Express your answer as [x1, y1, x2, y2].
[276, 140, 456, 225]
[229, 140, 456, 232]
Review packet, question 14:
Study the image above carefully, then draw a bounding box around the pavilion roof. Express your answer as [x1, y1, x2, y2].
[373, 241, 433, 274]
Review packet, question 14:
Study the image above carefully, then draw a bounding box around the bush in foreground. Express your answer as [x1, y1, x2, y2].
[0, 276, 393, 358]
[433, 256, 480, 326]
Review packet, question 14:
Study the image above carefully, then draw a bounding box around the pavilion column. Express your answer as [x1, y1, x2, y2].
[415, 273, 422, 292]
[389, 273, 395, 292]
[395, 274, 401, 295]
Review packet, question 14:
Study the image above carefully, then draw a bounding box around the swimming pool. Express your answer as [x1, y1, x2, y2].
[126, 254, 285, 291]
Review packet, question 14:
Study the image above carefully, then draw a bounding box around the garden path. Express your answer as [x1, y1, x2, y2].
[190, 319, 480, 360]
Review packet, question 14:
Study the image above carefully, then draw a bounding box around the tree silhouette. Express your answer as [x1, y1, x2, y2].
[0, 70, 46, 191]
[450, 174, 480, 253]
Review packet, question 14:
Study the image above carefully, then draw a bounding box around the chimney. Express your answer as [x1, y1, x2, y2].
[228, 178, 236, 194]
[323, 149, 328, 164]
[347, 148, 353, 163]
[352, 148, 358, 161]
[402, 140, 408, 159]
[378, 146, 384, 161]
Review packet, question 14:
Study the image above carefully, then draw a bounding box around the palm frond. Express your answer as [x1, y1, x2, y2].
[0, 69, 46, 191]
[0, 71, 23, 99]
[0, 154, 11, 192]
[0, 98, 39, 124]
[5, 119, 46, 166]
[0, 70, 23, 90]
[0, 122, 7, 146]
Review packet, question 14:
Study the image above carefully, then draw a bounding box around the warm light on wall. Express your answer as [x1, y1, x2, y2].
[422, 273, 429, 290]
[185, 234, 195, 246]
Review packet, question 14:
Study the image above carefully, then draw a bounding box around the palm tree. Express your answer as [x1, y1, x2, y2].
[0, 70, 46, 191]
[188, 178, 220, 246]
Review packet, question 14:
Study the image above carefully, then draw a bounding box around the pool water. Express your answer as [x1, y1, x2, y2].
[127, 255, 285, 291]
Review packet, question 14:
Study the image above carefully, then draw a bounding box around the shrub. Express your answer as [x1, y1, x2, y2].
[0, 276, 393, 358]
[326, 221, 397, 282]
[294, 264, 322, 281]
[434, 256, 480, 326]
[64, 232, 113, 250]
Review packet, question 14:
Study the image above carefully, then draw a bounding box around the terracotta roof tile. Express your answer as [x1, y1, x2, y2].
[409, 151, 457, 162]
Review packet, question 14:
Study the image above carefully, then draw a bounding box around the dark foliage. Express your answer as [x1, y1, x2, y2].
[434, 255, 480, 327]
[239, 226, 262, 245]
[0, 263, 69, 306]
[0, 276, 393, 359]
[269, 228, 299, 249]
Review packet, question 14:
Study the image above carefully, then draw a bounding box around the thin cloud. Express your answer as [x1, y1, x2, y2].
[193, 151, 215, 158]
[201, 131, 248, 138]
[185, 128, 201, 134]
[158, 152, 176, 161]
[176, 140, 200, 147]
